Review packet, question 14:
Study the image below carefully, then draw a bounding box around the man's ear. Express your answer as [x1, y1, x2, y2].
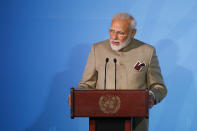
[130, 29, 136, 38]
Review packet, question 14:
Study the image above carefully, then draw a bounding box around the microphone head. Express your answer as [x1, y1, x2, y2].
[106, 58, 109, 62]
[113, 58, 117, 63]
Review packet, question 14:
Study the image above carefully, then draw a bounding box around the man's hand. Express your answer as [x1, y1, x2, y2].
[68, 94, 71, 108]
[149, 93, 155, 108]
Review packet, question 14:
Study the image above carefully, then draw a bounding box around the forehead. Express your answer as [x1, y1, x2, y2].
[110, 18, 131, 31]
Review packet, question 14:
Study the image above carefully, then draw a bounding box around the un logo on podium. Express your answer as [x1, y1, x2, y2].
[99, 95, 120, 114]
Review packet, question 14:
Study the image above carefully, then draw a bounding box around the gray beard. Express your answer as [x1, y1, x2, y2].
[110, 36, 131, 51]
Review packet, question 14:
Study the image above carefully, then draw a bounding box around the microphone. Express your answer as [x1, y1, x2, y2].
[104, 58, 109, 90]
[113, 58, 117, 90]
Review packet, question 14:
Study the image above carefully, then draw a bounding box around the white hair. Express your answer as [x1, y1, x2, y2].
[112, 12, 137, 30]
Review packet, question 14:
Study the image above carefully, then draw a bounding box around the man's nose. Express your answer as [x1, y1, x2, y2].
[111, 33, 118, 40]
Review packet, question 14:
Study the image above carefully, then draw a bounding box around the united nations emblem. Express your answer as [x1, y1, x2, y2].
[99, 95, 120, 114]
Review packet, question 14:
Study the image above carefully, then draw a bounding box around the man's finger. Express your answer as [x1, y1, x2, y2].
[149, 94, 154, 108]
[68, 95, 71, 108]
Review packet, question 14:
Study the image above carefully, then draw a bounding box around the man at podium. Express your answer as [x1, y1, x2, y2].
[69, 12, 167, 131]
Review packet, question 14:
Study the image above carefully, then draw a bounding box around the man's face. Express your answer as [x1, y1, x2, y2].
[109, 18, 131, 45]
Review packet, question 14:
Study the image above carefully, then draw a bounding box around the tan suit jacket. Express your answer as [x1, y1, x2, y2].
[78, 39, 167, 103]
[77, 39, 167, 131]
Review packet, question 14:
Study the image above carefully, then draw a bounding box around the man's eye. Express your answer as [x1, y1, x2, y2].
[111, 30, 115, 33]
[118, 32, 125, 35]
[119, 32, 124, 35]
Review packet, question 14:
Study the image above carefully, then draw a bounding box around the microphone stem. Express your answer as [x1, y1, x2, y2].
[104, 62, 107, 90]
[115, 62, 117, 90]
[104, 58, 109, 90]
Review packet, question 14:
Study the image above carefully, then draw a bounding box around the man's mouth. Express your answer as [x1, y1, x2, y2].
[112, 41, 120, 46]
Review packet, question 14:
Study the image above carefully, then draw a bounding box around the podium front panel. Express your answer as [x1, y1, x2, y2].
[71, 89, 149, 118]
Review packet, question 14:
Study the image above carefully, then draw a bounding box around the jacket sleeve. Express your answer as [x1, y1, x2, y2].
[77, 45, 97, 89]
[147, 48, 167, 104]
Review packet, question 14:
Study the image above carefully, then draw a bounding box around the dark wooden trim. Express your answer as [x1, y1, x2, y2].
[71, 88, 74, 119]
[145, 88, 149, 119]
[89, 118, 96, 131]
[124, 118, 132, 131]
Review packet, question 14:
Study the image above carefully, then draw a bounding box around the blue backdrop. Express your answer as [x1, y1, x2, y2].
[1, 0, 197, 131]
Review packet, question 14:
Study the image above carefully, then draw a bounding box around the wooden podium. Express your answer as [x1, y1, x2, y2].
[70, 88, 149, 131]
